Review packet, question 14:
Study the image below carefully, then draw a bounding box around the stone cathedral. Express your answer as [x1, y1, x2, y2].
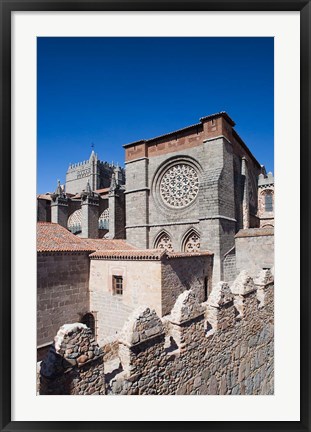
[37, 110, 274, 367]
[37, 112, 274, 285]
[124, 111, 274, 283]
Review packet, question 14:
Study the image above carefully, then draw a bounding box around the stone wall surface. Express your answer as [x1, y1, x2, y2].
[89, 259, 162, 344]
[40, 269, 274, 396]
[235, 229, 274, 277]
[40, 323, 105, 395]
[161, 255, 213, 315]
[89, 255, 213, 343]
[223, 247, 236, 282]
[37, 252, 90, 347]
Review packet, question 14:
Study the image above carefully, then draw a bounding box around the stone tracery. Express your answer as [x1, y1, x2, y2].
[99, 208, 109, 230]
[160, 163, 199, 208]
[183, 231, 200, 253]
[155, 233, 174, 252]
[67, 209, 82, 233]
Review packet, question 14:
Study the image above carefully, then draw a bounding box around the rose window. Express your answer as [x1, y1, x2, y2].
[160, 164, 199, 208]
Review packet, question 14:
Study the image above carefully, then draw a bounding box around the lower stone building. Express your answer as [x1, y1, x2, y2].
[37, 222, 214, 357]
[89, 249, 213, 346]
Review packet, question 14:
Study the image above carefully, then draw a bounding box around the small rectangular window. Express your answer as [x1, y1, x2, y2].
[113, 276, 123, 295]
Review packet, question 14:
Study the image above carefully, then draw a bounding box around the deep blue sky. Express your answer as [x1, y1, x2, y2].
[37, 37, 274, 194]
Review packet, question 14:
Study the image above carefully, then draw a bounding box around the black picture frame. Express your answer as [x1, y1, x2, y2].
[0, 1, 310, 431]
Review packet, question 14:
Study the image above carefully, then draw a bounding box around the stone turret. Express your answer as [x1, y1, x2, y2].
[257, 172, 274, 227]
[81, 180, 99, 238]
[50, 180, 68, 228]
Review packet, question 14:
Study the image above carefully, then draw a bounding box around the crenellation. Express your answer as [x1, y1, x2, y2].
[39, 269, 274, 395]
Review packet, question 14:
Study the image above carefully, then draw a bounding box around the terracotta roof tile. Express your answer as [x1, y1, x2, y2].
[82, 238, 136, 251]
[90, 249, 166, 260]
[90, 249, 213, 261]
[95, 187, 110, 194]
[37, 223, 135, 253]
[37, 222, 95, 252]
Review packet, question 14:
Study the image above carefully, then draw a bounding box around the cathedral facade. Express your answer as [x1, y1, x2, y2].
[37, 111, 274, 285]
[124, 112, 273, 283]
[37, 111, 274, 353]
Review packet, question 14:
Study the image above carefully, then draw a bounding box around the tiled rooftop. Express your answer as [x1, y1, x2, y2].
[95, 187, 110, 194]
[37, 223, 213, 259]
[82, 238, 136, 251]
[90, 249, 213, 261]
[89, 249, 166, 260]
[37, 223, 135, 253]
[37, 222, 95, 252]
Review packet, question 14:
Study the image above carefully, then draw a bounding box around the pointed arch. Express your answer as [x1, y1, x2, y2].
[67, 209, 82, 234]
[181, 228, 201, 253]
[99, 208, 109, 230]
[154, 230, 174, 252]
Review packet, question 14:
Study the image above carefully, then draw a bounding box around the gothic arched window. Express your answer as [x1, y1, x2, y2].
[67, 209, 82, 234]
[155, 232, 174, 252]
[183, 230, 200, 253]
[265, 192, 273, 212]
[98, 208, 109, 230]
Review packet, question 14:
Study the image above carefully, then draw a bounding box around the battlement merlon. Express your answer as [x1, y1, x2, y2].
[67, 159, 125, 174]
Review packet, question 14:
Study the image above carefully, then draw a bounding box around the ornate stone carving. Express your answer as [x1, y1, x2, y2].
[155, 233, 174, 252]
[183, 231, 200, 252]
[98, 208, 109, 230]
[67, 209, 82, 233]
[160, 164, 199, 208]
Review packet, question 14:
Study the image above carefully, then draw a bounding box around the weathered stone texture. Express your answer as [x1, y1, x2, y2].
[235, 229, 274, 277]
[37, 252, 90, 346]
[40, 323, 105, 395]
[89, 254, 213, 343]
[124, 114, 263, 285]
[223, 247, 236, 282]
[42, 269, 274, 396]
[161, 255, 212, 315]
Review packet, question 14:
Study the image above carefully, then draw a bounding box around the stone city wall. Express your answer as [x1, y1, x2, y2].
[40, 269, 274, 395]
[40, 323, 105, 395]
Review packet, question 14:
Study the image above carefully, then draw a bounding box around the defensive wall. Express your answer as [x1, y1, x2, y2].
[39, 268, 274, 395]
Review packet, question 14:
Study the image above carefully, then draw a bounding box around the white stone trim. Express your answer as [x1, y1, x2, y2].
[125, 157, 149, 165]
[199, 215, 237, 222]
[126, 220, 199, 229]
[124, 187, 150, 195]
[203, 135, 232, 145]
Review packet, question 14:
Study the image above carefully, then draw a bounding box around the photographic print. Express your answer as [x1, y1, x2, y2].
[36, 36, 274, 396]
